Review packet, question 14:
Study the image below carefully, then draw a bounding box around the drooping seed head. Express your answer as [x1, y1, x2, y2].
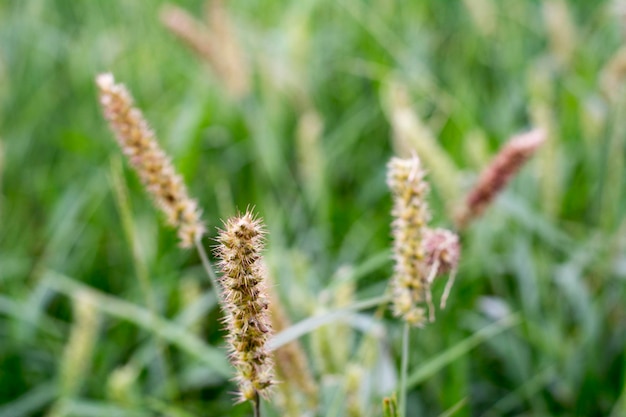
[96, 73, 205, 248]
[457, 129, 546, 229]
[423, 228, 461, 276]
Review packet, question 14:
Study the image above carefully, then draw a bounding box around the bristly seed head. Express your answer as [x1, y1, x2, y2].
[387, 155, 431, 327]
[96, 73, 205, 248]
[215, 211, 274, 403]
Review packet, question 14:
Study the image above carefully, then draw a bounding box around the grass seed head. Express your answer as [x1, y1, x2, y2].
[457, 129, 546, 229]
[387, 155, 431, 327]
[159, 1, 250, 99]
[96, 73, 205, 248]
[215, 211, 274, 402]
[423, 228, 460, 276]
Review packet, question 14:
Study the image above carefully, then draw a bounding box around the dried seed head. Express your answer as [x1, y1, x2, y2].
[457, 129, 546, 229]
[96, 73, 205, 248]
[215, 211, 274, 402]
[159, 1, 250, 99]
[423, 228, 461, 311]
[424, 228, 461, 276]
[387, 155, 431, 327]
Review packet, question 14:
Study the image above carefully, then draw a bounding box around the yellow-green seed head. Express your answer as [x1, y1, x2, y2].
[387, 156, 431, 327]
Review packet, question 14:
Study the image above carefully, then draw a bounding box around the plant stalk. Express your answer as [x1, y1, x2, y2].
[253, 391, 261, 417]
[399, 322, 410, 417]
[194, 235, 223, 303]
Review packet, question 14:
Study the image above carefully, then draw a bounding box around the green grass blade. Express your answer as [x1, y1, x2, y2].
[407, 313, 521, 388]
[42, 270, 231, 377]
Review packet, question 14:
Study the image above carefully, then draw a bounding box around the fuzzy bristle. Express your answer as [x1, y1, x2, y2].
[215, 211, 274, 402]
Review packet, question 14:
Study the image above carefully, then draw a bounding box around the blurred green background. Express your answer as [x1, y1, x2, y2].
[1, 0, 626, 416]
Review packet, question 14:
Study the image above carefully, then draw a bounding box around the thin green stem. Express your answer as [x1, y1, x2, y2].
[194, 235, 223, 303]
[109, 158, 153, 310]
[253, 391, 261, 417]
[109, 157, 177, 399]
[399, 322, 410, 417]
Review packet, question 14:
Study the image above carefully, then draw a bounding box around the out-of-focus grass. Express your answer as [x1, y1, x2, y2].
[0, 0, 625, 416]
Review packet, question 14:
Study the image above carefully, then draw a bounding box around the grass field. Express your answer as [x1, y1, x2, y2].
[1, 0, 626, 416]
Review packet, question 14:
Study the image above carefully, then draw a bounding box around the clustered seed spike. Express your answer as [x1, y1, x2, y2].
[387, 156, 431, 327]
[215, 211, 274, 403]
[96, 73, 205, 248]
[457, 129, 546, 229]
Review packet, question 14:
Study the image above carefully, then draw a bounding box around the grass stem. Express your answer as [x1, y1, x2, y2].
[399, 322, 410, 417]
[194, 235, 222, 303]
[253, 391, 261, 417]
[109, 157, 177, 399]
